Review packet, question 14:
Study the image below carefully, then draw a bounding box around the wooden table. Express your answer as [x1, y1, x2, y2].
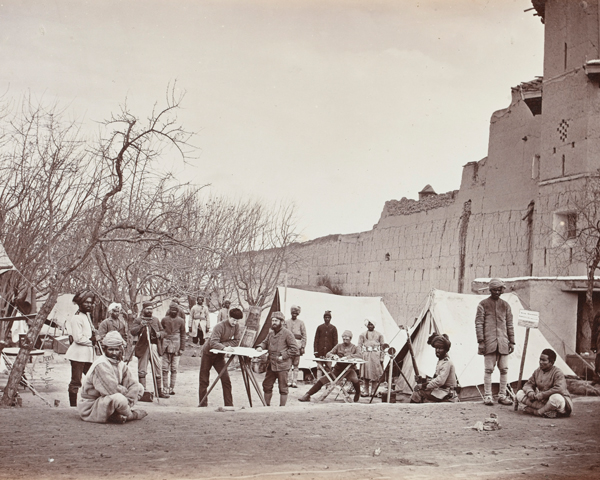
[200, 347, 267, 407]
[312, 357, 366, 403]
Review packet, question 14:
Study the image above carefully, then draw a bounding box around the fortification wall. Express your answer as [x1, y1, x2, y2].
[289, 93, 541, 326]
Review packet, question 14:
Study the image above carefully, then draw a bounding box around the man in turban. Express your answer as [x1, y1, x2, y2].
[78, 331, 146, 423]
[475, 278, 515, 406]
[161, 302, 186, 395]
[97, 302, 128, 345]
[217, 299, 231, 323]
[410, 333, 458, 403]
[358, 319, 385, 397]
[313, 310, 338, 379]
[256, 311, 299, 406]
[299, 329, 362, 403]
[130, 301, 169, 399]
[285, 305, 306, 388]
[190, 296, 210, 346]
[515, 349, 573, 418]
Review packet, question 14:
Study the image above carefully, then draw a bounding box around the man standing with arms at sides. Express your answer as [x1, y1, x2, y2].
[161, 302, 186, 396]
[256, 312, 299, 406]
[190, 296, 210, 346]
[358, 319, 385, 398]
[286, 305, 306, 388]
[130, 302, 169, 399]
[198, 307, 243, 407]
[475, 278, 515, 406]
[313, 310, 338, 379]
[217, 299, 231, 323]
[97, 303, 128, 345]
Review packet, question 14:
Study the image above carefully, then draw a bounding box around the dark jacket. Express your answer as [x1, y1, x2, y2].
[131, 315, 165, 357]
[161, 314, 186, 354]
[314, 323, 338, 358]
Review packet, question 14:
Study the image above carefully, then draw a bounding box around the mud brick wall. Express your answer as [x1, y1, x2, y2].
[289, 93, 541, 326]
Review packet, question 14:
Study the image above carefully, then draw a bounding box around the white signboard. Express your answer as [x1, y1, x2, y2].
[518, 309, 539, 329]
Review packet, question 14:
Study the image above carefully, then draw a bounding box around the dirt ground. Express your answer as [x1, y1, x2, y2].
[1, 346, 599, 480]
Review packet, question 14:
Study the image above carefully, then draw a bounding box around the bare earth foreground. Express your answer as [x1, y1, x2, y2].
[1, 351, 599, 480]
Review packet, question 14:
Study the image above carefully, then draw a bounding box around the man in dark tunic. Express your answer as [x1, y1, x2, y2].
[313, 310, 338, 379]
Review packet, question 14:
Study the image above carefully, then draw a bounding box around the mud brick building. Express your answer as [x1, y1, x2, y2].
[286, 0, 600, 362]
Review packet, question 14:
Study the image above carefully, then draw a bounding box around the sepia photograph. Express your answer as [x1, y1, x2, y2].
[1, 1, 599, 479]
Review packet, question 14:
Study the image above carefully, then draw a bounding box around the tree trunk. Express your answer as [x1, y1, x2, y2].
[0, 289, 59, 407]
[581, 266, 596, 353]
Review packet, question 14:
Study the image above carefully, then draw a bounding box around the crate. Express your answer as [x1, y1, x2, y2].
[53, 335, 70, 354]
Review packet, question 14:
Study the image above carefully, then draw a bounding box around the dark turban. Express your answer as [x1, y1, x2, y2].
[72, 290, 94, 308]
[142, 301, 153, 309]
[229, 308, 243, 320]
[427, 333, 451, 351]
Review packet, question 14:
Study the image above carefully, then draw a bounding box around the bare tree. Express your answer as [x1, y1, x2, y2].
[550, 172, 600, 352]
[223, 201, 300, 309]
[0, 87, 193, 406]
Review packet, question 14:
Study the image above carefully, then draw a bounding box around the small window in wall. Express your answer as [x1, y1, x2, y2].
[553, 211, 577, 246]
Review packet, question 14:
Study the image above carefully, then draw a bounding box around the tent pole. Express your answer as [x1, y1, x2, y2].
[513, 327, 530, 411]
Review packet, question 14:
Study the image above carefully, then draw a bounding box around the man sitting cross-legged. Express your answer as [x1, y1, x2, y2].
[410, 333, 458, 403]
[515, 348, 573, 418]
[299, 329, 363, 403]
[77, 331, 146, 424]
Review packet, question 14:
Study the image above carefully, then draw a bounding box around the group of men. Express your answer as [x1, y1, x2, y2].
[197, 305, 389, 407]
[71, 277, 575, 423]
[408, 278, 573, 419]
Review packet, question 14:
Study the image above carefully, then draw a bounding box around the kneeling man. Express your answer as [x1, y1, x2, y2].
[299, 330, 363, 403]
[78, 331, 146, 423]
[516, 348, 573, 418]
[410, 333, 458, 403]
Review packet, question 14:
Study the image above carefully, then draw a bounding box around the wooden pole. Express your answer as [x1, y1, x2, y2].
[404, 327, 420, 377]
[386, 357, 394, 403]
[514, 327, 530, 411]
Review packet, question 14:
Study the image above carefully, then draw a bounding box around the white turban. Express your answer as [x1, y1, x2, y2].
[364, 318, 376, 328]
[108, 302, 122, 313]
[290, 305, 300, 313]
[489, 278, 506, 289]
[102, 331, 126, 347]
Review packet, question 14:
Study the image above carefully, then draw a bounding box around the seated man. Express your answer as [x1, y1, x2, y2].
[78, 331, 146, 424]
[299, 330, 362, 403]
[410, 333, 458, 403]
[515, 348, 573, 418]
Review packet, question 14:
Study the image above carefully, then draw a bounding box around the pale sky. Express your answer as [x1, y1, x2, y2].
[0, 0, 544, 241]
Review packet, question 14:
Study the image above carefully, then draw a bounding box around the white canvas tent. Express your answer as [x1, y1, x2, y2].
[256, 286, 406, 370]
[394, 289, 576, 401]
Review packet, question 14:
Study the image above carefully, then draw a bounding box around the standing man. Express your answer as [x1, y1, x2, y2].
[516, 349, 573, 418]
[410, 333, 458, 403]
[190, 296, 210, 346]
[161, 302, 186, 396]
[299, 330, 362, 403]
[130, 302, 169, 399]
[475, 278, 515, 406]
[358, 319, 385, 398]
[256, 312, 299, 406]
[198, 307, 243, 407]
[314, 310, 338, 377]
[286, 305, 306, 388]
[97, 303, 128, 345]
[65, 290, 97, 407]
[217, 299, 231, 323]
[78, 331, 146, 424]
